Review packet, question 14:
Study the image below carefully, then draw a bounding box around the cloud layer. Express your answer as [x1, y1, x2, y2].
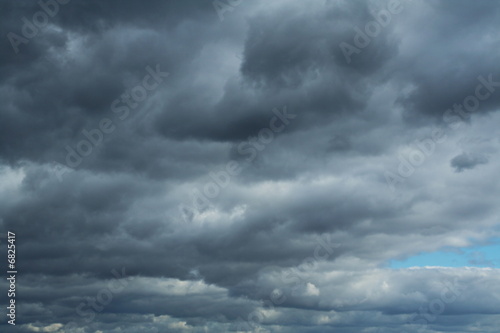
[1, 0, 500, 332]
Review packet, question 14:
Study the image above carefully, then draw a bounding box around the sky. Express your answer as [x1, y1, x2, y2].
[0, 0, 500, 332]
[390, 238, 500, 268]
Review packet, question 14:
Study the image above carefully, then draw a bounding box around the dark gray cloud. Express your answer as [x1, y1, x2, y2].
[451, 152, 489, 172]
[1, 0, 500, 332]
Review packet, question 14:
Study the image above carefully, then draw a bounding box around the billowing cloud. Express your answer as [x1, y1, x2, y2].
[1, 0, 500, 332]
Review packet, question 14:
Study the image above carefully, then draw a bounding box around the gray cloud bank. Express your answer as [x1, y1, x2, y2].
[1, 0, 500, 332]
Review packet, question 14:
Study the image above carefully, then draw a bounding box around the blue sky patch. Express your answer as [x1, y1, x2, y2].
[390, 238, 500, 268]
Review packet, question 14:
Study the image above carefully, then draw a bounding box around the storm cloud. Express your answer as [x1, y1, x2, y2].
[1, 0, 500, 332]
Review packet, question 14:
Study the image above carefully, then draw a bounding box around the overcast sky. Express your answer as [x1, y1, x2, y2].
[1, 0, 500, 332]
